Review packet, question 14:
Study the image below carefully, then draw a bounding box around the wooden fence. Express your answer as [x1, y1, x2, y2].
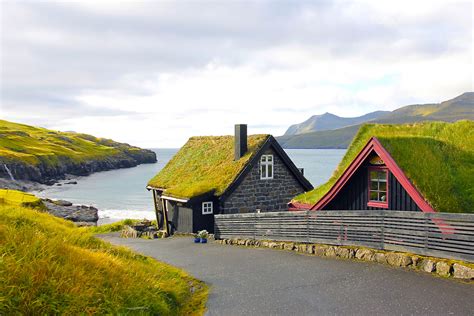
[214, 210, 474, 262]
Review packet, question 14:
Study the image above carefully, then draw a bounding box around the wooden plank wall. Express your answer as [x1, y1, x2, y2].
[214, 210, 474, 262]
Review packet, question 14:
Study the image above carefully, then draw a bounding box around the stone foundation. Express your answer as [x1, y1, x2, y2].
[215, 238, 474, 281]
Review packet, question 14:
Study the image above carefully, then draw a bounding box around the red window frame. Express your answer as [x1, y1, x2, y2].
[367, 166, 389, 208]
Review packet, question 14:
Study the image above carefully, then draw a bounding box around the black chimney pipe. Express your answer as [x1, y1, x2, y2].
[234, 124, 248, 160]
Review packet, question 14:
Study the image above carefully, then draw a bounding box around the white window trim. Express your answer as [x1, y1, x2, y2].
[202, 201, 213, 215]
[260, 154, 274, 180]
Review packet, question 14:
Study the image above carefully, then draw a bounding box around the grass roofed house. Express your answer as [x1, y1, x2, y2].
[147, 125, 313, 234]
[291, 121, 474, 214]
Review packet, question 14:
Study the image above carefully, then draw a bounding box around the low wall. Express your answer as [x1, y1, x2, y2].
[214, 210, 474, 262]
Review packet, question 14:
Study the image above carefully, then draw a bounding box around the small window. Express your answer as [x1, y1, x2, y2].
[260, 154, 274, 180]
[202, 201, 213, 215]
[368, 168, 388, 208]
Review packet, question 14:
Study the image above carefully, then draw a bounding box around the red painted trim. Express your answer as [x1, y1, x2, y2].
[367, 166, 389, 209]
[288, 202, 312, 211]
[310, 137, 436, 213]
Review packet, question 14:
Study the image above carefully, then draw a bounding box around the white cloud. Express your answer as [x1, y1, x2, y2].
[1, 0, 472, 147]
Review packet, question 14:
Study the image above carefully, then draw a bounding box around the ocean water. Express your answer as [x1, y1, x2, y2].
[36, 148, 346, 221]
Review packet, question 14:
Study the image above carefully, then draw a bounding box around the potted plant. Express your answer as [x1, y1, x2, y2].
[194, 232, 201, 243]
[198, 230, 209, 243]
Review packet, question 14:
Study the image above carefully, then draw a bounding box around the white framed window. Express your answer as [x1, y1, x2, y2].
[202, 201, 213, 215]
[260, 154, 274, 180]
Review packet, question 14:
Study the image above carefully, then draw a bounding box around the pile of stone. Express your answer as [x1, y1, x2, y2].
[121, 220, 162, 239]
[216, 238, 474, 281]
[42, 198, 99, 226]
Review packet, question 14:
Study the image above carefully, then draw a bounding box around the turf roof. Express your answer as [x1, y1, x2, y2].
[293, 121, 474, 213]
[148, 134, 271, 199]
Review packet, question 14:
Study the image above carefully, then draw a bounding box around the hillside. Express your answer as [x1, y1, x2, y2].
[277, 92, 474, 148]
[283, 111, 389, 136]
[0, 191, 208, 314]
[0, 119, 156, 184]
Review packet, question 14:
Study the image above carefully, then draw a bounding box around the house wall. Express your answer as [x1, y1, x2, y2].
[221, 147, 306, 214]
[323, 164, 422, 211]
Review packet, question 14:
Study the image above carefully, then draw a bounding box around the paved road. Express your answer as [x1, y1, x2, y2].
[100, 234, 474, 315]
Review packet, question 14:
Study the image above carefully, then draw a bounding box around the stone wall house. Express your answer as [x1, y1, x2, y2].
[147, 124, 313, 234]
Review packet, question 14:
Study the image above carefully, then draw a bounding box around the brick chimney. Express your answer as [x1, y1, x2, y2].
[234, 124, 248, 160]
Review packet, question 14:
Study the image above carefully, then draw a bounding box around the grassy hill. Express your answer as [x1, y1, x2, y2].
[0, 189, 208, 314]
[277, 92, 474, 148]
[294, 121, 474, 213]
[0, 119, 156, 183]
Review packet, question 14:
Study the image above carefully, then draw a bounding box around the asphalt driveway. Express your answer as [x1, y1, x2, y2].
[100, 234, 474, 315]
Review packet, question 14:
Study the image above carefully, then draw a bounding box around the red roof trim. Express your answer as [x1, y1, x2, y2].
[311, 137, 436, 213]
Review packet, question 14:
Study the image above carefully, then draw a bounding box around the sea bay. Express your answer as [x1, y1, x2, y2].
[36, 148, 346, 221]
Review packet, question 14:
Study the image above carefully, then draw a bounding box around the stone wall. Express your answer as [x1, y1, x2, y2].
[221, 147, 305, 214]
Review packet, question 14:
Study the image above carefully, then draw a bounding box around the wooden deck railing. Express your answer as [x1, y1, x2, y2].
[214, 210, 474, 262]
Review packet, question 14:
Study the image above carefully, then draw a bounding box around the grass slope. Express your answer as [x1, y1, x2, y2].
[0, 189, 45, 209]
[0, 119, 154, 166]
[294, 121, 474, 213]
[0, 195, 208, 314]
[148, 134, 270, 198]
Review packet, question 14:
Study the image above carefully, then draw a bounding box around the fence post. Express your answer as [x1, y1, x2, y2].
[253, 213, 257, 240]
[424, 215, 429, 251]
[306, 211, 310, 244]
[380, 211, 385, 250]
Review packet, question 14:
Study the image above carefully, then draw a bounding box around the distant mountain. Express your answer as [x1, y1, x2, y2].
[284, 111, 390, 136]
[277, 92, 474, 149]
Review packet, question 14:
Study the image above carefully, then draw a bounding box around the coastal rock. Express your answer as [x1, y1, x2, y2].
[0, 148, 157, 185]
[42, 199, 99, 223]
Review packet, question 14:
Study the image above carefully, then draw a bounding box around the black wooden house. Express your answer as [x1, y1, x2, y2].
[147, 124, 313, 234]
[290, 121, 473, 214]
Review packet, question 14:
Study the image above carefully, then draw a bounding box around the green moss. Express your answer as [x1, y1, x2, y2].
[148, 134, 270, 198]
[294, 121, 474, 213]
[0, 119, 149, 167]
[0, 205, 208, 315]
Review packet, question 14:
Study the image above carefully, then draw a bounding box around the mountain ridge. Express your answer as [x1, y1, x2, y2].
[284, 110, 390, 136]
[277, 92, 474, 149]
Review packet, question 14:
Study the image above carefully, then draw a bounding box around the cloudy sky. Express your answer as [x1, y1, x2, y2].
[0, 0, 472, 147]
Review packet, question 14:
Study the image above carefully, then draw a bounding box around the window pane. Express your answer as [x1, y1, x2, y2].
[378, 171, 387, 181]
[261, 165, 266, 178]
[370, 171, 378, 180]
[379, 181, 386, 191]
[370, 191, 378, 201]
[370, 181, 378, 190]
[267, 155, 273, 162]
[268, 165, 273, 178]
[380, 193, 387, 202]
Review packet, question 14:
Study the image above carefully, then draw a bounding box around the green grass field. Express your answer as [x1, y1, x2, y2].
[0, 191, 208, 315]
